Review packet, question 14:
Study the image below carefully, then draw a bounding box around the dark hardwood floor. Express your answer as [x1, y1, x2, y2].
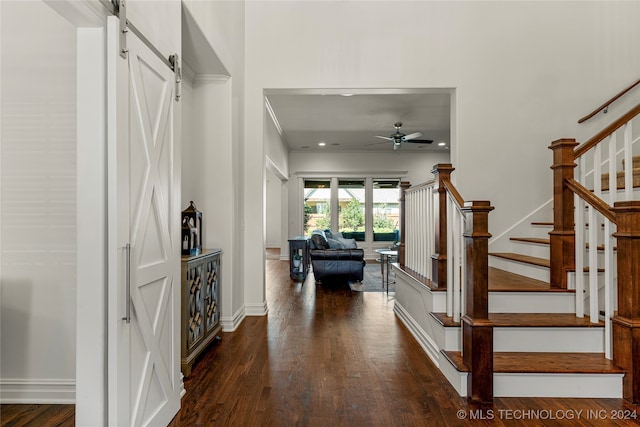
[3, 259, 640, 426]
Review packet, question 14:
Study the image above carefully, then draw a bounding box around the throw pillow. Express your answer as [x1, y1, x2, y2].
[337, 237, 357, 249]
[310, 233, 329, 250]
[326, 238, 345, 249]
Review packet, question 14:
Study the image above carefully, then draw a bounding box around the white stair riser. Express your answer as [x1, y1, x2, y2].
[490, 292, 575, 313]
[494, 327, 604, 352]
[489, 257, 550, 282]
[433, 321, 461, 352]
[508, 241, 550, 259]
[494, 373, 622, 398]
[435, 326, 603, 353]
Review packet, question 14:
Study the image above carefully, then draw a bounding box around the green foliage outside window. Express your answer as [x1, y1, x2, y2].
[315, 204, 331, 230]
[304, 204, 313, 232]
[373, 203, 395, 232]
[341, 198, 364, 231]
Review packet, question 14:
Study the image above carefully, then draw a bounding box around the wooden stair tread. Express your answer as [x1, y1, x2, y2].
[487, 267, 570, 292]
[443, 351, 625, 374]
[510, 237, 550, 245]
[431, 312, 603, 328]
[531, 221, 553, 226]
[489, 252, 550, 268]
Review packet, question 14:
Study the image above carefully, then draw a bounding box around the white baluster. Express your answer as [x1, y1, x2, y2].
[624, 123, 632, 200]
[460, 210, 466, 318]
[446, 195, 453, 317]
[452, 201, 461, 323]
[575, 158, 585, 318]
[588, 205, 598, 322]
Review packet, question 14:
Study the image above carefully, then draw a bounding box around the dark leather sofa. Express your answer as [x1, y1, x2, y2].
[310, 248, 365, 283]
[308, 230, 365, 283]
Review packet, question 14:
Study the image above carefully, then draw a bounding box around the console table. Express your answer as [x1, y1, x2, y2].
[288, 236, 310, 280]
[181, 249, 221, 376]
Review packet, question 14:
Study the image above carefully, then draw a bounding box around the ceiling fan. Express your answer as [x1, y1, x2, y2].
[368, 122, 433, 150]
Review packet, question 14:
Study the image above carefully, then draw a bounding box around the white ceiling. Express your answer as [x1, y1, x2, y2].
[265, 88, 452, 152]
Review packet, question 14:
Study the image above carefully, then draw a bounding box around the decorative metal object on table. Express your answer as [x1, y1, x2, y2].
[181, 201, 202, 256]
[288, 236, 310, 281]
[181, 249, 221, 376]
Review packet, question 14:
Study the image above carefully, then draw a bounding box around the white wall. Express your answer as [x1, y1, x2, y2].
[182, 0, 248, 325]
[265, 168, 281, 248]
[127, 0, 181, 59]
[0, 0, 77, 403]
[264, 99, 289, 255]
[245, 1, 640, 294]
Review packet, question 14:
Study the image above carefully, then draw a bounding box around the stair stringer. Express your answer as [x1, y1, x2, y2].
[488, 198, 553, 253]
[393, 266, 469, 397]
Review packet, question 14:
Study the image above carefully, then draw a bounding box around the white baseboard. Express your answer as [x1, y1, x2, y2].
[438, 355, 468, 397]
[394, 302, 441, 368]
[0, 378, 75, 404]
[245, 301, 268, 316]
[220, 306, 246, 332]
[179, 373, 186, 398]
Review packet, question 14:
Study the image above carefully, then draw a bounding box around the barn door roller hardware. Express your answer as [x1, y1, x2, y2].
[117, 0, 128, 58]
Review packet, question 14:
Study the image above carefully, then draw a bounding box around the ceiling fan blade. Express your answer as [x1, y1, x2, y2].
[403, 139, 434, 144]
[403, 132, 423, 141]
[374, 135, 393, 141]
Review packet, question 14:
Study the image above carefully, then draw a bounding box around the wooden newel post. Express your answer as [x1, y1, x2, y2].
[611, 201, 640, 404]
[432, 163, 454, 290]
[461, 200, 494, 403]
[548, 138, 578, 289]
[398, 181, 411, 267]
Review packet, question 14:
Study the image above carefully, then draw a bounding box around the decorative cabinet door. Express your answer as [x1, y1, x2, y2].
[185, 264, 204, 349]
[181, 249, 222, 376]
[204, 255, 220, 333]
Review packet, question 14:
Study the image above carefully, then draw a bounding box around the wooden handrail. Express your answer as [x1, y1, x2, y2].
[575, 103, 640, 158]
[405, 179, 435, 193]
[565, 178, 617, 223]
[441, 179, 464, 208]
[578, 78, 640, 124]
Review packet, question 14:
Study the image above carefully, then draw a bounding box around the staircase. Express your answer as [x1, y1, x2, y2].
[438, 232, 610, 397]
[436, 154, 640, 399]
[394, 101, 640, 403]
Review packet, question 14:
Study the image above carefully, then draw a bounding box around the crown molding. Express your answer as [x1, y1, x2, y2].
[181, 61, 196, 84]
[193, 74, 230, 85]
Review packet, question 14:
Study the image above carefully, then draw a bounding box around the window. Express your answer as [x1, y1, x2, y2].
[373, 180, 400, 242]
[304, 180, 331, 235]
[302, 177, 400, 244]
[338, 179, 365, 241]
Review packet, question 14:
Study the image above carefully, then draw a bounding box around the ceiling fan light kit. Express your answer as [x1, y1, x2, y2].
[372, 121, 434, 150]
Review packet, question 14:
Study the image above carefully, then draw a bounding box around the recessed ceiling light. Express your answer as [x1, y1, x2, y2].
[331, 143, 340, 146]
[318, 142, 326, 147]
[438, 142, 446, 146]
[301, 146, 309, 149]
[340, 93, 354, 97]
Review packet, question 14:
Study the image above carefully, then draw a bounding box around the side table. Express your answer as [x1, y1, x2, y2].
[375, 249, 397, 294]
[288, 236, 310, 281]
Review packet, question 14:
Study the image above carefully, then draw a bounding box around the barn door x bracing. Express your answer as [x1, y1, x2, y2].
[107, 16, 181, 427]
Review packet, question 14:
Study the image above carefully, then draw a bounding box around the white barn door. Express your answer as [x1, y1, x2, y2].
[107, 17, 181, 427]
